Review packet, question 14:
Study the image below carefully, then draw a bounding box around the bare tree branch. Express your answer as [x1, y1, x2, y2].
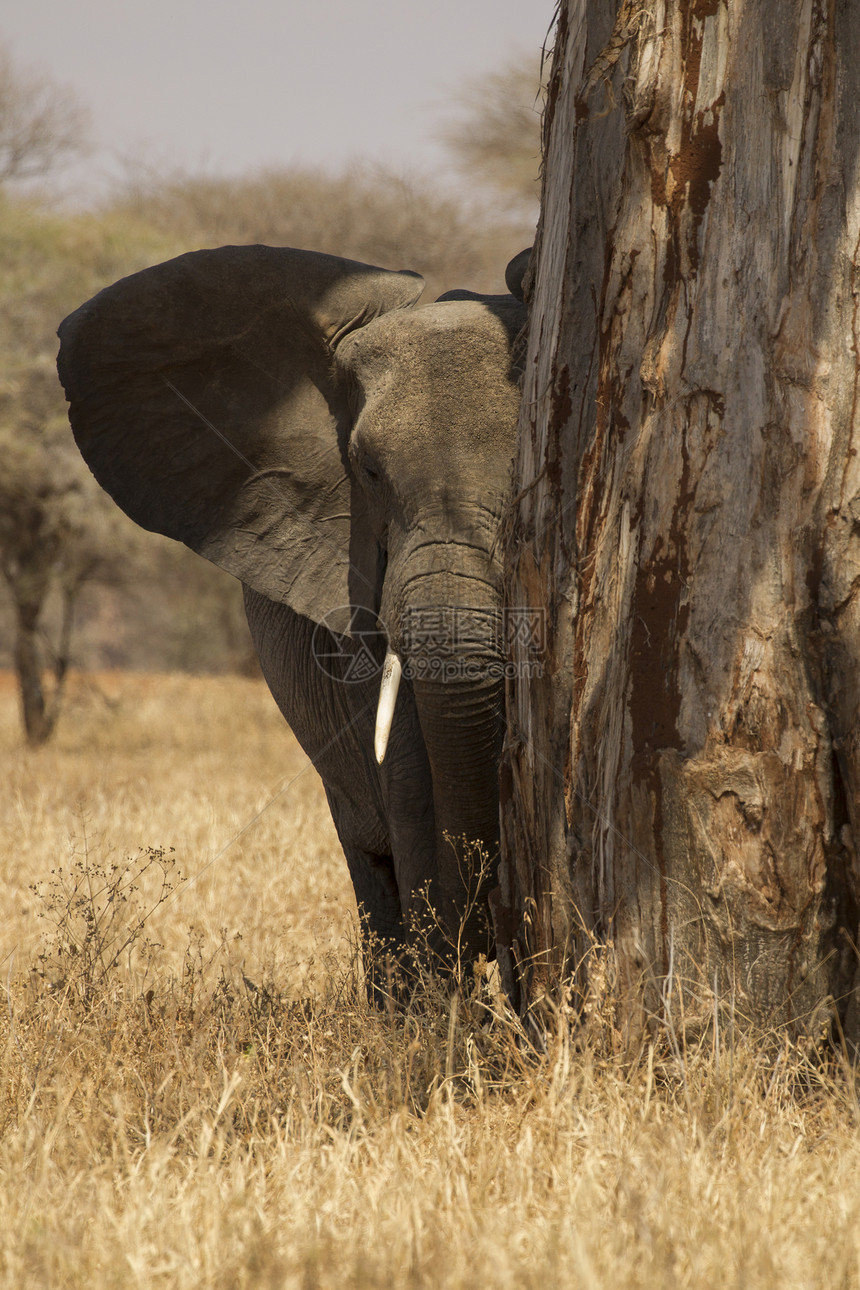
[437, 59, 544, 212]
[0, 44, 89, 183]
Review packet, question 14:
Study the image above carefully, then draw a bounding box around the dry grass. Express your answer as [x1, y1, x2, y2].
[1, 672, 859, 1289]
[0, 671, 350, 986]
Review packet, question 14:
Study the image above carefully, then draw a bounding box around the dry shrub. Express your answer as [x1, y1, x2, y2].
[2, 674, 860, 1288]
[108, 164, 535, 304]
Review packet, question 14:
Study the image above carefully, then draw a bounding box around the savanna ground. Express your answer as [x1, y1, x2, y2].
[1, 672, 859, 1289]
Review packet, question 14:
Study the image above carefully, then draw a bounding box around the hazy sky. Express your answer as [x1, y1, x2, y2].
[3, 1, 556, 196]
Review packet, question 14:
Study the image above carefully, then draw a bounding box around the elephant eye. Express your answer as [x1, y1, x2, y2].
[349, 438, 385, 492]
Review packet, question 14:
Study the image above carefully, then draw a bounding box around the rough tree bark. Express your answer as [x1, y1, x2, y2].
[499, 0, 860, 1042]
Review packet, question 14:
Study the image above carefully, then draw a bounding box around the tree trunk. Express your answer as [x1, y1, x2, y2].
[15, 610, 52, 746]
[9, 583, 74, 747]
[499, 0, 860, 1043]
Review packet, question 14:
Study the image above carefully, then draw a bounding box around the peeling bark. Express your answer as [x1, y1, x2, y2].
[501, 0, 860, 1041]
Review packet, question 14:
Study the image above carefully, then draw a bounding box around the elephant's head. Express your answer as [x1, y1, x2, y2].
[57, 244, 529, 961]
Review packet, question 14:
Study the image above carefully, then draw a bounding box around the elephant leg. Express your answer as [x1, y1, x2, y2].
[340, 843, 408, 1006]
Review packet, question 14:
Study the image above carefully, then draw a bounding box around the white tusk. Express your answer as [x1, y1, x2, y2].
[374, 650, 403, 764]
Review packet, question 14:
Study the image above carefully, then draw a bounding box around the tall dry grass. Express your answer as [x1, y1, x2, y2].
[1, 672, 859, 1289]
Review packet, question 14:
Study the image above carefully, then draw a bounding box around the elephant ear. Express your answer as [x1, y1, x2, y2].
[504, 247, 532, 303]
[57, 245, 424, 629]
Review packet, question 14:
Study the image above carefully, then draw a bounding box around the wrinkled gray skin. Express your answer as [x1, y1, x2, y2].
[57, 244, 529, 998]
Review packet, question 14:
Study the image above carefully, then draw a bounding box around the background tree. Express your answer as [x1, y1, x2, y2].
[437, 57, 545, 215]
[0, 200, 176, 741]
[0, 43, 88, 183]
[499, 0, 860, 1043]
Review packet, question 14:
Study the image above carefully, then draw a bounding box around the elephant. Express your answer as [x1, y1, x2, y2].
[56, 242, 530, 998]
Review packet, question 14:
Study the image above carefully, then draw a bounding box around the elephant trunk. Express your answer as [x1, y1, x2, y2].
[382, 541, 506, 961]
[410, 659, 504, 962]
